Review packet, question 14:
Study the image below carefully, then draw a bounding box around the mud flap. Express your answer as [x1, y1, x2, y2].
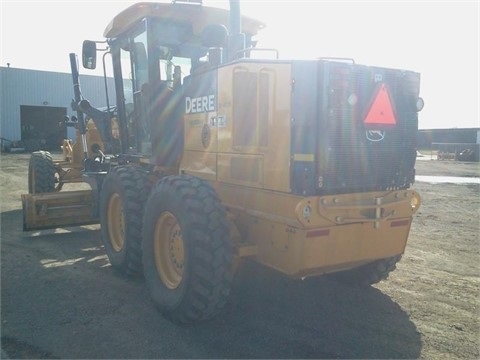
[21, 190, 99, 231]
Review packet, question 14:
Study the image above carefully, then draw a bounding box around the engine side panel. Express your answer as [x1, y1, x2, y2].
[181, 61, 292, 192]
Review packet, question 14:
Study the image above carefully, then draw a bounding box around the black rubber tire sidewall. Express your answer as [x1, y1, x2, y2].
[99, 165, 149, 276]
[331, 255, 402, 286]
[28, 151, 55, 194]
[142, 175, 233, 323]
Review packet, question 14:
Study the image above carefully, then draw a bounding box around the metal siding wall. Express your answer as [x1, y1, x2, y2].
[0, 67, 115, 142]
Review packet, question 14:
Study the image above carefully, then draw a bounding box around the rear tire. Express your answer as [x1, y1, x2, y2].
[330, 255, 402, 286]
[142, 175, 233, 324]
[99, 165, 149, 276]
[28, 151, 56, 193]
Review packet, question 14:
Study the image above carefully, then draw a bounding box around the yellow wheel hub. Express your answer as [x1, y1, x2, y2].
[154, 211, 184, 290]
[107, 193, 125, 252]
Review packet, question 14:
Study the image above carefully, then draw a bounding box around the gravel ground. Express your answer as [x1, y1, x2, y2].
[1, 153, 479, 359]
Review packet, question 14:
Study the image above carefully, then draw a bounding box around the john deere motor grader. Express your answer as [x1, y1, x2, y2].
[22, 0, 424, 323]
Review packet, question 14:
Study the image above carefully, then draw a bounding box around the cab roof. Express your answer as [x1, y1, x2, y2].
[103, 2, 266, 39]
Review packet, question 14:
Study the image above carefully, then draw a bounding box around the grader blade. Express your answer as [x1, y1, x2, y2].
[22, 190, 99, 231]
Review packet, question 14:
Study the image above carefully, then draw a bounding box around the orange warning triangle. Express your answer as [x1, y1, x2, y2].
[364, 84, 396, 127]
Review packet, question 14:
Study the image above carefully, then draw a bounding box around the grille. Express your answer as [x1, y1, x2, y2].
[317, 62, 419, 194]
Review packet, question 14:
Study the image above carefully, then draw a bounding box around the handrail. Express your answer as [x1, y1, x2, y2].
[235, 47, 279, 59]
[318, 57, 355, 64]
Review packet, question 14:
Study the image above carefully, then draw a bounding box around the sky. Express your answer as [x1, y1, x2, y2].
[1, 0, 479, 130]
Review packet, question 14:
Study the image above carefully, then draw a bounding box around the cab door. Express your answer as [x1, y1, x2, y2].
[110, 23, 150, 155]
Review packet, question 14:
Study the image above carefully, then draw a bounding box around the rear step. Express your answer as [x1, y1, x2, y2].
[22, 190, 99, 231]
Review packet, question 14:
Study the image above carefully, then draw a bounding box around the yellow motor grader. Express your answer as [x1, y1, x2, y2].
[22, 0, 424, 323]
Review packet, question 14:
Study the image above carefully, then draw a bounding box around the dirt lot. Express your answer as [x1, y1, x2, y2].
[1, 152, 479, 359]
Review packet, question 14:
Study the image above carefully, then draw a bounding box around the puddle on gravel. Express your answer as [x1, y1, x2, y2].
[416, 176, 480, 184]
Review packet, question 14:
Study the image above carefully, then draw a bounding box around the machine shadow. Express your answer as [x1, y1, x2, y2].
[1, 209, 106, 268]
[1, 208, 99, 240]
[1, 209, 421, 359]
[186, 260, 422, 359]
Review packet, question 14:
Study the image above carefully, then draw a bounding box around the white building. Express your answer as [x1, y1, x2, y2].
[0, 66, 114, 151]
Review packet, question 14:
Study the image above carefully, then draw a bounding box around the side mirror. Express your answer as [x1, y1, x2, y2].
[82, 40, 97, 69]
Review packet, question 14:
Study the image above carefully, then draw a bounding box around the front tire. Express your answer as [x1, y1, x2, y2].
[28, 151, 56, 193]
[142, 175, 233, 324]
[99, 166, 149, 276]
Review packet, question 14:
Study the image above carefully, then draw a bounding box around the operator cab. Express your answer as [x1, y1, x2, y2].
[83, 2, 264, 166]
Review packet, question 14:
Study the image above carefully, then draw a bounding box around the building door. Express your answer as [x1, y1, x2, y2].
[20, 105, 67, 151]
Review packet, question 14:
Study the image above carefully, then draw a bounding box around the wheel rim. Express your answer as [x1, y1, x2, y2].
[154, 211, 184, 290]
[54, 170, 63, 192]
[107, 193, 125, 252]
